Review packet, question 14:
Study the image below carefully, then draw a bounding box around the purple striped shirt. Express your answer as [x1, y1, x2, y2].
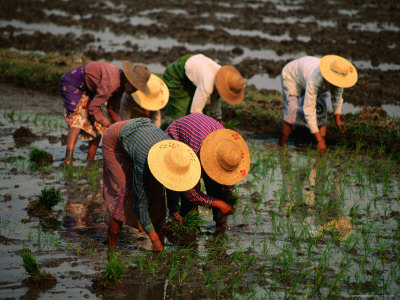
[166, 113, 231, 207]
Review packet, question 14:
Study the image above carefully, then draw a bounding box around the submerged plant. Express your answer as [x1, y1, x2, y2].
[38, 186, 63, 211]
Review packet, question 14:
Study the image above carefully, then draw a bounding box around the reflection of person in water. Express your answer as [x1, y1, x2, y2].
[63, 194, 109, 239]
[279, 157, 352, 240]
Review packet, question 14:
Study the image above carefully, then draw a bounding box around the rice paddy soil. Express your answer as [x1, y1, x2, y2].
[0, 0, 400, 298]
[0, 83, 399, 299]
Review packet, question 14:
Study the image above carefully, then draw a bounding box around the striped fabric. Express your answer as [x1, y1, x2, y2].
[165, 113, 233, 207]
[119, 118, 171, 233]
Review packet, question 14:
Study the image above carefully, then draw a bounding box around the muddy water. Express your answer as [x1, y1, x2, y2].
[1, 0, 399, 115]
[0, 85, 399, 298]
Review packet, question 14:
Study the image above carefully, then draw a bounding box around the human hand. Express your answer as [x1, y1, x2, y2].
[314, 132, 326, 155]
[171, 211, 184, 224]
[335, 115, 345, 134]
[212, 200, 233, 215]
[317, 139, 326, 154]
[148, 231, 164, 252]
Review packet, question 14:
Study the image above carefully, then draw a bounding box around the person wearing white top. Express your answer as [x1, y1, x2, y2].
[278, 55, 358, 154]
[162, 54, 245, 123]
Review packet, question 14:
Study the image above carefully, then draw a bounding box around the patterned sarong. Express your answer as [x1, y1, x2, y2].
[60, 65, 107, 141]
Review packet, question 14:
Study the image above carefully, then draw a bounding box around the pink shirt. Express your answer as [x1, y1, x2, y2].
[85, 61, 123, 127]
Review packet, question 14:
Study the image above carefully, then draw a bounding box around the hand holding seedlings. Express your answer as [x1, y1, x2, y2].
[172, 211, 184, 224]
[212, 200, 233, 215]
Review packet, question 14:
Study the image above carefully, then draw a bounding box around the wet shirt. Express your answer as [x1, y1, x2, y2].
[185, 54, 222, 120]
[85, 61, 123, 127]
[119, 118, 171, 234]
[281, 56, 343, 133]
[165, 113, 233, 207]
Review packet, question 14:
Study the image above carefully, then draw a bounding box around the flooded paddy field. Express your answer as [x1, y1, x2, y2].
[0, 86, 399, 299]
[0, 0, 400, 298]
[0, 0, 399, 115]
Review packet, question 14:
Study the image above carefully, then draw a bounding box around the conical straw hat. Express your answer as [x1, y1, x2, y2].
[320, 55, 358, 88]
[215, 65, 245, 105]
[121, 61, 151, 94]
[200, 129, 250, 185]
[148, 140, 201, 191]
[132, 74, 169, 111]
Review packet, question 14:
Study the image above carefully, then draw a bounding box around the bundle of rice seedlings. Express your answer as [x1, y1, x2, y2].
[165, 210, 206, 246]
[22, 249, 40, 277]
[21, 249, 57, 288]
[38, 186, 63, 211]
[103, 251, 125, 282]
[29, 147, 53, 169]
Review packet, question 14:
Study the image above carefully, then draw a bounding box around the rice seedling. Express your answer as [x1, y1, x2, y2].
[38, 186, 63, 211]
[103, 251, 125, 282]
[173, 210, 206, 233]
[21, 249, 40, 276]
[29, 147, 53, 169]
[21, 248, 57, 287]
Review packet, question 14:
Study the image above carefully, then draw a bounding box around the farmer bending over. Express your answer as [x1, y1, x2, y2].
[278, 55, 358, 154]
[119, 74, 169, 128]
[103, 118, 200, 252]
[60, 61, 151, 165]
[162, 54, 245, 124]
[166, 113, 250, 231]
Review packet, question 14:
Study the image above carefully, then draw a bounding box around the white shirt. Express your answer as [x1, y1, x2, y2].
[185, 54, 221, 115]
[282, 56, 343, 134]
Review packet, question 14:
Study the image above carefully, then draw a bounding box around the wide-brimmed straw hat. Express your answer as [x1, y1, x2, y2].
[148, 140, 201, 192]
[215, 65, 245, 105]
[121, 60, 151, 94]
[200, 129, 250, 186]
[131, 74, 169, 111]
[320, 55, 358, 88]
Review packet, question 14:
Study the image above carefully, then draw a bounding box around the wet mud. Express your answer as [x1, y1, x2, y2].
[0, 1, 400, 299]
[0, 0, 399, 108]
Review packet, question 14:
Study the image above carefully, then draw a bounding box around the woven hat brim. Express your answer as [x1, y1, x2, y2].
[132, 74, 169, 111]
[320, 55, 358, 88]
[215, 66, 245, 105]
[148, 140, 201, 192]
[122, 61, 151, 94]
[200, 129, 250, 186]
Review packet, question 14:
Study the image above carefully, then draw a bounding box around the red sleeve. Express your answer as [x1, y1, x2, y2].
[183, 182, 214, 208]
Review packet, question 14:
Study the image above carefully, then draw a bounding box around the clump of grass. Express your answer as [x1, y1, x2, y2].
[38, 186, 63, 211]
[22, 249, 41, 276]
[165, 210, 206, 246]
[226, 191, 240, 208]
[29, 147, 53, 169]
[103, 251, 125, 282]
[0, 49, 88, 94]
[171, 210, 207, 233]
[93, 251, 126, 290]
[21, 249, 57, 288]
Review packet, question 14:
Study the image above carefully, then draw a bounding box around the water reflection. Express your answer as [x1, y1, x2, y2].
[279, 157, 353, 240]
[62, 194, 107, 239]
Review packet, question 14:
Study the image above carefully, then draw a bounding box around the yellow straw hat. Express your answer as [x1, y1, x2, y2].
[132, 74, 169, 111]
[121, 61, 151, 94]
[148, 140, 201, 192]
[200, 129, 250, 185]
[320, 55, 358, 88]
[215, 65, 245, 105]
